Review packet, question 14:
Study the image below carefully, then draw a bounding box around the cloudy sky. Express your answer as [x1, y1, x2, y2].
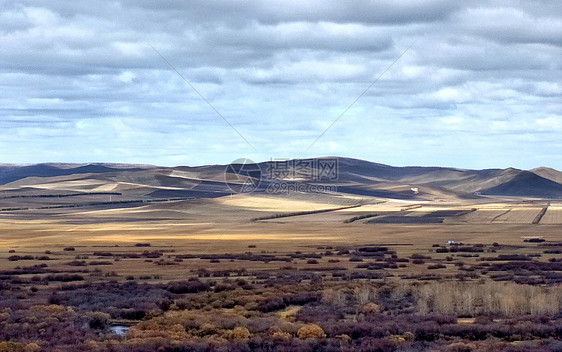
[1, 1, 561, 169]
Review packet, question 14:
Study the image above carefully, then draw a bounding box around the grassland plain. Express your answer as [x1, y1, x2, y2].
[1, 189, 561, 351]
[541, 205, 562, 224]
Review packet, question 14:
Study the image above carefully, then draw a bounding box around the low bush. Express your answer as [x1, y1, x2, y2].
[427, 264, 446, 269]
[297, 324, 326, 339]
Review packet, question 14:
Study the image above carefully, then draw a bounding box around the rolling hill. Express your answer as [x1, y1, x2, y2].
[0, 163, 149, 185]
[0, 158, 561, 202]
[532, 167, 562, 184]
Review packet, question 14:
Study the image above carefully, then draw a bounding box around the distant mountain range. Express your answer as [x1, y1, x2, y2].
[0, 164, 146, 185]
[318, 158, 562, 199]
[1, 158, 561, 199]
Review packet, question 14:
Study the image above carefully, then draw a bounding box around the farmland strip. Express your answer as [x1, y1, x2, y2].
[251, 205, 361, 221]
[533, 206, 549, 224]
[491, 209, 511, 222]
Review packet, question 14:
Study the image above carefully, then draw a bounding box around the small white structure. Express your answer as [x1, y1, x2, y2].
[447, 240, 455, 244]
[410, 187, 419, 194]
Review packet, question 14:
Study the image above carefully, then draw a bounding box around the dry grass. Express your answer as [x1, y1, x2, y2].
[454, 209, 511, 223]
[416, 281, 562, 316]
[1, 195, 561, 281]
[541, 206, 562, 224]
[492, 208, 543, 224]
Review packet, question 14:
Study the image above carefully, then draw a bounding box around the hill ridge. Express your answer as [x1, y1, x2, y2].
[1, 158, 561, 199]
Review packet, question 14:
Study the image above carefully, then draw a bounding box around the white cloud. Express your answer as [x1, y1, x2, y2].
[23, 7, 58, 26]
[118, 71, 136, 83]
[442, 116, 463, 125]
[112, 41, 145, 56]
[431, 87, 473, 103]
[0, 0, 560, 169]
[536, 117, 562, 130]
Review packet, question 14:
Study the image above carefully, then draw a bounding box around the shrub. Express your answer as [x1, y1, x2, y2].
[93, 251, 113, 256]
[362, 303, 382, 314]
[225, 326, 251, 340]
[403, 331, 415, 341]
[24, 343, 41, 352]
[297, 324, 326, 339]
[525, 238, 545, 243]
[86, 311, 111, 329]
[283, 292, 321, 306]
[45, 274, 84, 282]
[8, 255, 34, 261]
[411, 254, 432, 259]
[88, 261, 112, 266]
[427, 264, 446, 269]
[258, 297, 286, 312]
[165, 280, 210, 294]
[446, 342, 477, 352]
[66, 260, 87, 266]
[0, 342, 25, 352]
[322, 289, 347, 307]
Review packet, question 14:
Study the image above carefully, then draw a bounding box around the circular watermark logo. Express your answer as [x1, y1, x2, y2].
[224, 158, 262, 194]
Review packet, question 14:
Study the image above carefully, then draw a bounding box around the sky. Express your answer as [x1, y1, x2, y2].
[1, 1, 561, 170]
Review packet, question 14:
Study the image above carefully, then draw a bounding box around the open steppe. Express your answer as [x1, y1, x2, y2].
[1, 193, 560, 280]
[0, 159, 561, 351]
